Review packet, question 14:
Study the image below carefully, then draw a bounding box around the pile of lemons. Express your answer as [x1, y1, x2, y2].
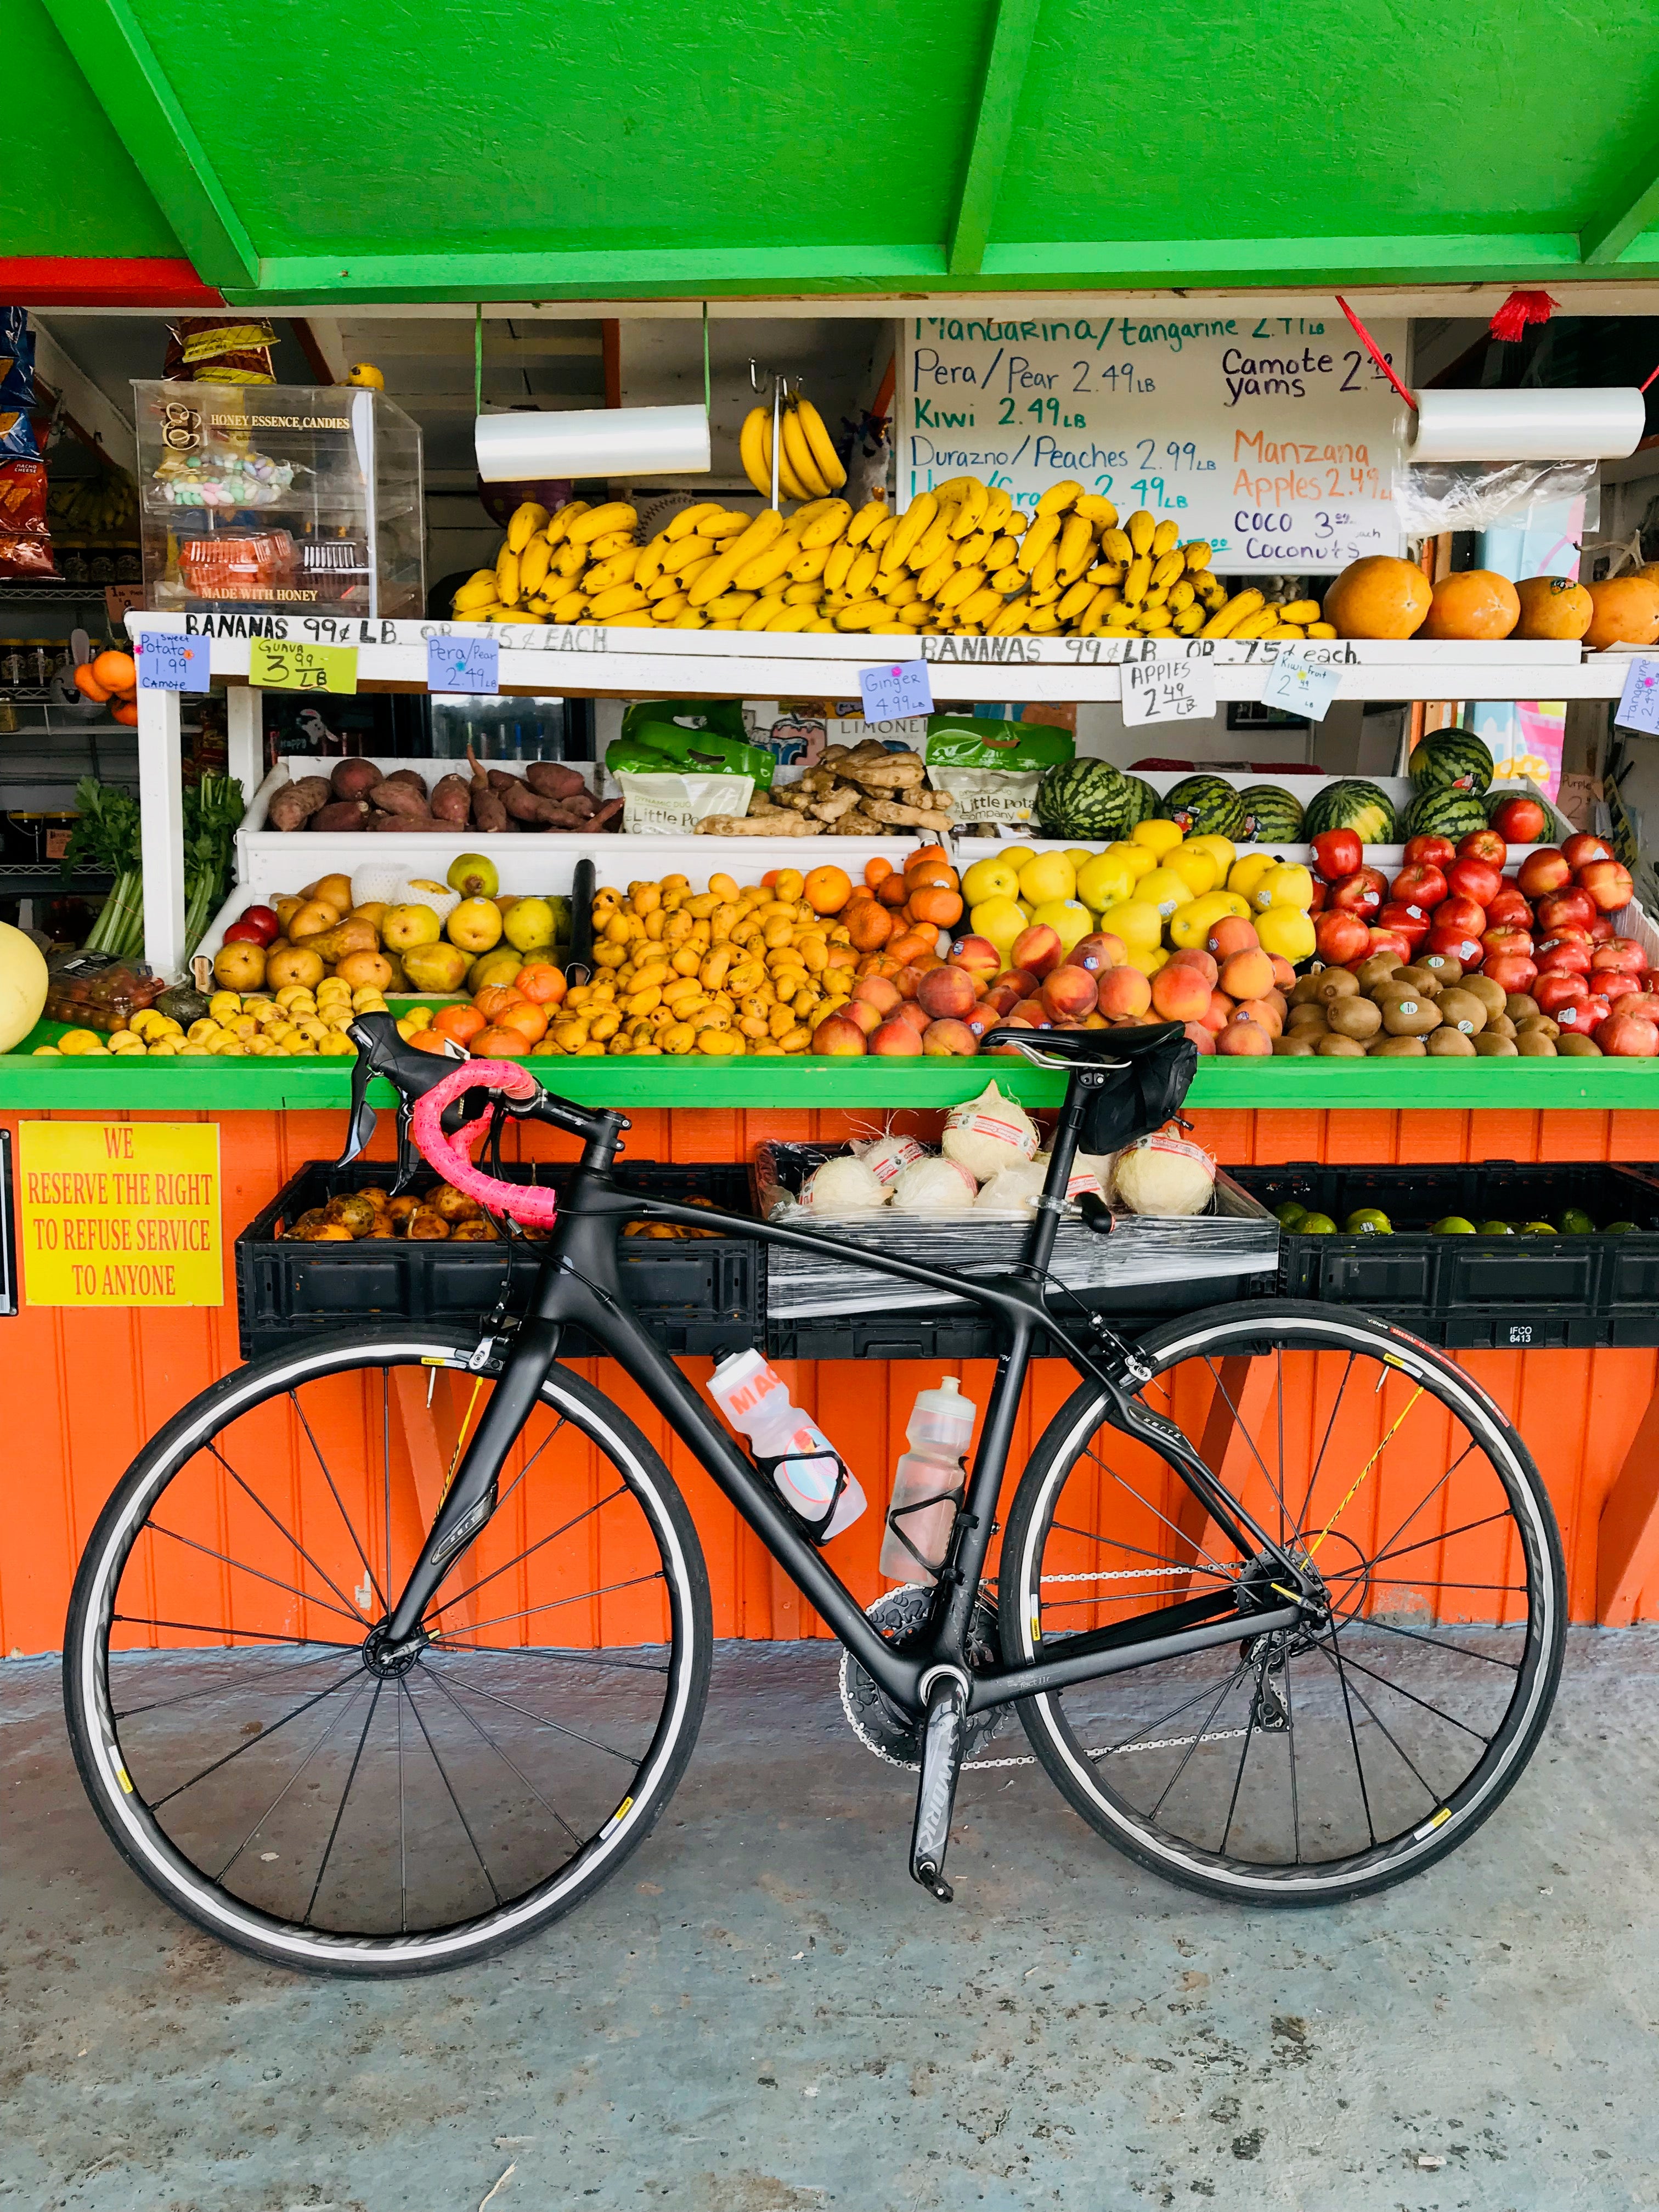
[962, 821, 1316, 976]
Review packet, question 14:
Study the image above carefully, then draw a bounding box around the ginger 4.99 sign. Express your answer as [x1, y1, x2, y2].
[18, 1123, 222, 1307]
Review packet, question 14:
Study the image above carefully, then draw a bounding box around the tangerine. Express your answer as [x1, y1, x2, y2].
[1419, 568, 1520, 641]
[91, 648, 138, 695]
[803, 864, 853, 915]
[473, 984, 528, 1022]
[495, 1001, 549, 1045]
[865, 856, 895, 888]
[876, 873, 910, 909]
[515, 962, 567, 1005]
[847, 901, 894, 951]
[470, 1025, 528, 1057]
[908, 885, 964, 929]
[431, 1003, 486, 1045]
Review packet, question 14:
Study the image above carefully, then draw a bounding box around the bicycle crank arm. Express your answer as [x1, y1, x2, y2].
[910, 1670, 969, 1904]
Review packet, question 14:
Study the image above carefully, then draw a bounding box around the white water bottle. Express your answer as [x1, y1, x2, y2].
[708, 1349, 866, 1541]
[879, 1376, 977, 1584]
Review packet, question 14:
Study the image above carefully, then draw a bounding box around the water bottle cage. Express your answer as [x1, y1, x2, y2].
[884, 1476, 966, 1577]
[758, 1450, 853, 1546]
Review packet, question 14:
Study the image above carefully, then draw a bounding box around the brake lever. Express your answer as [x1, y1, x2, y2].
[337, 1042, 379, 1169]
[391, 1097, 420, 1194]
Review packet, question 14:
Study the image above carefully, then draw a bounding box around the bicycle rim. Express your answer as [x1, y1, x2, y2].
[65, 1335, 709, 1974]
[1001, 1305, 1565, 1902]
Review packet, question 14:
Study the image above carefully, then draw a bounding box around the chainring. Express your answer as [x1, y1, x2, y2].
[838, 1583, 1007, 1769]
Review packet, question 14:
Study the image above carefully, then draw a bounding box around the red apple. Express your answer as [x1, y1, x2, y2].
[1534, 971, 1589, 1013]
[1436, 894, 1489, 939]
[1065, 932, 1128, 975]
[1483, 952, 1539, 995]
[1562, 833, 1613, 869]
[946, 934, 1000, 981]
[1600, 972, 1643, 1007]
[1590, 914, 1614, 943]
[1312, 827, 1363, 881]
[1600, 1011, 1659, 1057]
[1307, 879, 1329, 913]
[238, 904, 280, 946]
[1367, 926, 1414, 962]
[1482, 927, 1534, 962]
[922, 1017, 979, 1056]
[1593, 938, 1646, 974]
[870, 1015, 926, 1054]
[1577, 858, 1634, 913]
[1537, 888, 1596, 934]
[1555, 991, 1610, 1035]
[1391, 862, 1448, 909]
[812, 1013, 869, 1056]
[1403, 833, 1458, 869]
[1446, 856, 1503, 908]
[1429, 923, 1486, 966]
[1490, 794, 1547, 844]
[1456, 829, 1508, 868]
[222, 919, 271, 946]
[1330, 866, 1389, 918]
[1536, 940, 1593, 977]
[1517, 848, 1572, 899]
[1486, 884, 1533, 929]
[1316, 909, 1371, 965]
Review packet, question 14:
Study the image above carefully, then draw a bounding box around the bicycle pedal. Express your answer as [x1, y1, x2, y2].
[909, 1671, 969, 1906]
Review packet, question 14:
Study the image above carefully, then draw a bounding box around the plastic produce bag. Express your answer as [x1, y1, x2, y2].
[613, 699, 775, 789]
[1391, 458, 1598, 535]
[616, 770, 753, 834]
[926, 714, 1074, 828]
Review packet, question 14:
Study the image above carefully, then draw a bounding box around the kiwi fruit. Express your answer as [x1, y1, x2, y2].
[1556, 1034, 1604, 1056]
[1516, 1029, 1558, 1056]
[1427, 1027, 1477, 1056]
[1472, 1034, 1520, 1056]
[1505, 992, 1541, 1023]
[1327, 995, 1383, 1041]
[1486, 1014, 1517, 1041]
[1289, 973, 1329, 1006]
[1516, 1014, 1559, 1040]
[1394, 964, 1443, 997]
[1273, 1033, 1319, 1056]
[1460, 974, 1507, 1019]
[1381, 991, 1442, 1036]
[1417, 951, 1463, 985]
[1368, 1033, 1427, 1056]
[1356, 952, 1403, 992]
[1286, 1001, 1330, 1032]
[1311, 967, 1360, 1005]
[1317, 1032, 1368, 1056]
[1435, 988, 1487, 1036]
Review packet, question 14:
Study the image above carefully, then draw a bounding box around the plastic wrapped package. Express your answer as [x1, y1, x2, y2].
[1391, 459, 1598, 537]
[0, 307, 54, 579]
[43, 952, 166, 1034]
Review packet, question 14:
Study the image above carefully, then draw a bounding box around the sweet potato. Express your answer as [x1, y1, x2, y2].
[383, 768, 428, 797]
[591, 797, 623, 831]
[366, 778, 430, 818]
[369, 810, 450, 831]
[525, 762, 587, 802]
[266, 775, 331, 831]
[499, 780, 571, 827]
[330, 757, 382, 802]
[471, 786, 509, 834]
[430, 774, 472, 823]
[311, 799, 370, 833]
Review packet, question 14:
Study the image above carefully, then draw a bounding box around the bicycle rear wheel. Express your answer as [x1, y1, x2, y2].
[64, 1330, 710, 1976]
[999, 1302, 1565, 1904]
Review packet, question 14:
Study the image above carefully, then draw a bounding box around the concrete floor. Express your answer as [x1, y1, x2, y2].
[3, 1629, 1658, 2212]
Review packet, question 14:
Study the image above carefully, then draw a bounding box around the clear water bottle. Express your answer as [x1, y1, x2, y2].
[708, 1349, 866, 1540]
[879, 1375, 978, 1584]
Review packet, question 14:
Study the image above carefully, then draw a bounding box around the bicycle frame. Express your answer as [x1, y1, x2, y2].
[379, 1150, 1306, 1719]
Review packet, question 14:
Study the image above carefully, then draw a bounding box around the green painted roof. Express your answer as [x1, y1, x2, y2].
[13, 0, 1659, 299]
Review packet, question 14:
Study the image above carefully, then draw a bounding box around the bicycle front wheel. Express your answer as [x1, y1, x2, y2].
[1000, 1302, 1565, 1904]
[65, 1331, 710, 1976]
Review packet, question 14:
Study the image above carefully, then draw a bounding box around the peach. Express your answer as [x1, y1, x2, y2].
[1165, 947, 1219, 988]
[870, 1015, 926, 1054]
[896, 956, 945, 1000]
[1207, 915, 1261, 962]
[1096, 967, 1153, 1019]
[1011, 924, 1063, 978]
[1041, 966, 1098, 1020]
[1269, 955, 1296, 992]
[841, 998, 883, 1037]
[1012, 998, 1053, 1028]
[946, 934, 1001, 980]
[851, 974, 902, 1016]
[1219, 947, 1275, 1002]
[1232, 996, 1284, 1038]
[1184, 1020, 1217, 1054]
[812, 1013, 868, 1056]
[1201, 989, 1234, 1035]
[895, 1000, 933, 1036]
[917, 966, 979, 1022]
[1066, 932, 1128, 976]
[1150, 963, 1212, 1023]
[1216, 1016, 1272, 1056]
[922, 1017, 980, 1056]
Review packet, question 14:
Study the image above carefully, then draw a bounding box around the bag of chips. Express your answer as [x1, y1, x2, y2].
[0, 304, 42, 461]
[162, 317, 277, 386]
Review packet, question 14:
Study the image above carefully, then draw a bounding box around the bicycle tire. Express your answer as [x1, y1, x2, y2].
[998, 1301, 1565, 1905]
[64, 1329, 712, 1977]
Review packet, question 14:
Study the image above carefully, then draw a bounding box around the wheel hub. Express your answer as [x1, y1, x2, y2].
[362, 1621, 427, 1677]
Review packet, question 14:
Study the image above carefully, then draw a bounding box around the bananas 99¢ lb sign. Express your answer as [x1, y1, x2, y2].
[897, 308, 1408, 573]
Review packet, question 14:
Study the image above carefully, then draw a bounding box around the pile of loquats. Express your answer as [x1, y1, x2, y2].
[38, 978, 386, 1058]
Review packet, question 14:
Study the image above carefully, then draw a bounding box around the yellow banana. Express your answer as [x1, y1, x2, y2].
[550, 540, 586, 583]
[834, 598, 888, 631]
[800, 501, 851, 550]
[824, 541, 858, 592]
[789, 544, 831, 583]
[1101, 527, 1133, 565]
[1056, 577, 1098, 623]
[506, 502, 550, 554]
[650, 592, 690, 622]
[1199, 589, 1261, 640]
[1074, 493, 1119, 527]
[665, 534, 716, 578]
[1035, 478, 1084, 517]
[907, 505, 958, 572]
[1055, 515, 1093, 586]
[989, 564, 1025, 595]
[987, 601, 1031, 636]
[1122, 555, 1153, 603]
[1017, 510, 1061, 573]
[1172, 605, 1205, 635]
[867, 514, 896, 550]
[913, 550, 956, 601]
[706, 591, 758, 621]
[765, 599, 820, 632]
[549, 591, 588, 624]
[794, 396, 848, 492]
[1231, 608, 1277, 640]
[545, 500, 588, 548]
[1088, 560, 1126, 588]
[1151, 518, 1181, 556]
[645, 571, 685, 603]
[982, 487, 1013, 534]
[1167, 579, 1195, 611]
[733, 535, 803, 591]
[847, 498, 888, 545]
[937, 565, 986, 612]
[517, 537, 554, 595]
[453, 574, 499, 612]
[782, 406, 832, 500]
[759, 414, 814, 505]
[957, 585, 1003, 627]
[954, 528, 994, 568]
[880, 491, 938, 575]
[930, 475, 975, 504]
[667, 502, 721, 542]
[587, 583, 648, 620]
[1030, 545, 1059, 596]
[632, 537, 670, 591]
[687, 511, 785, 605]
[584, 529, 637, 562]
[584, 550, 640, 595]
[1182, 540, 1214, 572]
[738, 596, 780, 631]
[703, 511, 752, 541]
[740, 408, 771, 499]
[494, 546, 522, 605]
[949, 478, 989, 539]
[1126, 509, 1156, 556]
[1279, 599, 1322, 624]
[568, 501, 637, 546]
[847, 547, 881, 596]
[981, 533, 1018, 573]
[1151, 550, 1186, 589]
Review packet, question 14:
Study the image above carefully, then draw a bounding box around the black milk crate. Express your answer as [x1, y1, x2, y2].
[765, 1308, 1178, 1363]
[236, 1159, 763, 1362]
[1231, 1160, 1659, 1351]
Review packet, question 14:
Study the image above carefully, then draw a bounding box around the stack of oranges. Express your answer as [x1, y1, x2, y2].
[73, 647, 139, 725]
[396, 961, 568, 1055]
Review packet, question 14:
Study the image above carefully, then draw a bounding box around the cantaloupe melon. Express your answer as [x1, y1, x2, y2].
[1420, 569, 1520, 641]
[1515, 575, 1593, 641]
[0, 922, 49, 1052]
[1322, 556, 1434, 640]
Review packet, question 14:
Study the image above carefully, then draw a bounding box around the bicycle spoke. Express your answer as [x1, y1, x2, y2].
[1352, 1612, 1522, 1671]
[1049, 1520, 1239, 1580]
[1323, 1641, 1492, 1747]
[430, 1663, 640, 1766]
[152, 1667, 363, 1809]
[1148, 1660, 1248, 1826]
[423, 1485, 628, 1623]
[1285, 1646, 1300, 1865]
[144, 1522, 364, 1628]
[1218, 1677, 1262, 1856]
[112, 1614, 358, 1650]
[212, 1675, 374, 1883]
[205, 1442, 365, 1624]
[441, 1570, 665, 1642]
[418, 1665, 584, 1849]
[1295, 1350, 1355, 1536]
[1366, 1442, 1477, 1580]
[290, 1389, 386, 1616]
[1317, 1638, 1440, 1808]
[303, 1679, 385, 1926]
[1081, 1444, 1231, 1570]
[114, 1641, 346, 1722]
[426, 1639, 668, 1675]
[397, 1680, 408, 1936]
[1326, 1623, 1378, 1852]
[402, 1677, 503, 1909]
[1370, 1508, 1511, 1570]
[1201, 1354, 1294, 1537]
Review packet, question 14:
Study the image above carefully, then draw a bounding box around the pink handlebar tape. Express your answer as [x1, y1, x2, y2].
[408, 1060, 562, 1229]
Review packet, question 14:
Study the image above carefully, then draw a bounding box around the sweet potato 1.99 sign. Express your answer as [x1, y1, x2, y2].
[18, 1123, 222, 1306]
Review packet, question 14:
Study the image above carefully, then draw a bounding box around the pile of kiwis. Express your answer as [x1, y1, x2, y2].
[281, 1182, 510, 1242]
[1276, 950, 1587, 1059]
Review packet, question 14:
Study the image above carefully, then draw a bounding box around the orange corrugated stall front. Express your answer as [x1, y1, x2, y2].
[5, 1100, 1659, 1660]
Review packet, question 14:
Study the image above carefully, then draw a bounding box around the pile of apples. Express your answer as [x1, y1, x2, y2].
[1305, 808, 1652, 1056]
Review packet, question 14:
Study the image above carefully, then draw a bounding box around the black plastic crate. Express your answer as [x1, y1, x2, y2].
[236, 1159, 763, 1361]
[766, 1308, 1188, 1362]
[1232, 1160, 1659, 1350]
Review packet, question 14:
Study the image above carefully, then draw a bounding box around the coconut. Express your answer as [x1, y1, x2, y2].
[891, 1156, 979, 1214]
[854, 1130, 926, 1188]
[975, 1163, 1048, 1214]
[1113, 1132, 1216, 1217]
[800, 1155, 887, 1213]
[941, 1082, 1038, 1182]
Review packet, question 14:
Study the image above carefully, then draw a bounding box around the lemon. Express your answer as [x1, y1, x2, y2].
[1130, 819, 1184, 857]
[1063, 848, 1093, 874]
[1098, 897, 1163, 951]
[970, 895, 1030, 962]
[1029, 898, 1094, 952]
[1255, 906, 1317, 962]
[962, 855, 1020, 906]
[999, 845, 1036, 875]
[57, 1028, 103, 1056]
[1017, 850, 1077, 906]
[1250, 862, 1315, 913]
[1165, 845, 1219, 897]
[1132, 866, 1191, 921]
[1228, 852, 1278, 901]
[1184, 833, 1237, 879]
[1076, 851, 1140, 912]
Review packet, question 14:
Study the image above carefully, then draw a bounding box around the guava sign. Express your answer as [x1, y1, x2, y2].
[896, 308, 1408, 572]
[18, 1123, 222, 1307]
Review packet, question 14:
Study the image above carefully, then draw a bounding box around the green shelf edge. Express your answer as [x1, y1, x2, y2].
[4, 1053, 1659, 1114]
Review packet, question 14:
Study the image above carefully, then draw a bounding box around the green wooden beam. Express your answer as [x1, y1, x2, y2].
[946, 0, 1045, 279]
[1581, 157, 1659, 264]
[38, 0, 257, 287]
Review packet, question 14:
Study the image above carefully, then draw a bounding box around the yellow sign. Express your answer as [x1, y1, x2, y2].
[249, 636, 359, 694]
[18, 1122, 223, 1307]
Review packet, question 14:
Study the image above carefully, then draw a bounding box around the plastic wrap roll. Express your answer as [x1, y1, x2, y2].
[475, 404, 710, 482]
[1406, 387, 1644, 463]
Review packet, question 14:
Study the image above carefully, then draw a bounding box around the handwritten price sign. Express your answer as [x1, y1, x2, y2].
[427, 634, 499, 695]
[1615, 656, 1659, 736]
[1259, 647, 1342, 724]
[138, 635, 210, 691]
[1120, 658, 1215, 727]
[249, 638, 359, 695]
[859, 659, 933, 721]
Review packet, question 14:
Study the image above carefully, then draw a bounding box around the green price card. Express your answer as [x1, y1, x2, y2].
[248, 638, 359, 694]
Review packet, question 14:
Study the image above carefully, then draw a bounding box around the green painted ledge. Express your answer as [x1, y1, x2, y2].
[4, 1051, 1659, 1114]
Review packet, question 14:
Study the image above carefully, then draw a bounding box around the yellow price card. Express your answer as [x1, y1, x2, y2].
[249, 637, 359, 694]
[18, 1122, 223, 1307]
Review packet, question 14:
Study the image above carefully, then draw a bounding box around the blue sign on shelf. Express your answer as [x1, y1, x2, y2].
[858, 658, 932, 722]
[1614, 656, 1659, 737]
[427, 634, 500, 695]
[138, 635, 208, 691]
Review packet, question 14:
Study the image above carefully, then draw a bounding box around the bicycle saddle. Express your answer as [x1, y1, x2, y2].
[983, 1021, 1187, 1064]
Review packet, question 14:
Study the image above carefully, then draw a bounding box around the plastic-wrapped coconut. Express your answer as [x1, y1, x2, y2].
[801, 1155, 887, 1213]
[891, 1156, 979, 1214]
[1034, 1149, 1114, 1204]
[975, 1163, 1048, 1214]
[942, 1082, 1038, 1181]
[853, 1130, 926, 1189]
[1113, 1132, 1216, 1217]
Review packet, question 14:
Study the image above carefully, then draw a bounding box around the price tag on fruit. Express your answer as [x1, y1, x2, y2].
[1613, 656, 1659, 735]
[1120, 658, 1215, 727]
[1259, 647, 1342, 724]
[859, 658, 933, 721]
[427, 634, 499, 695]
[138, 634, 208, 691]
[249, 637, 359, 695]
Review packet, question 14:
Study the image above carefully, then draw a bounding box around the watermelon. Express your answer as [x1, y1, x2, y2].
[1408, 730, 1494, 798]
[1404, 786, 1490, 842]
[1118, 774, 1161, 827]
[1237, 783, 1305, 844]
[1158, 774, 1247, 839]
[1303, 778, 1398, 845]
[1034, 758, 1128, 839]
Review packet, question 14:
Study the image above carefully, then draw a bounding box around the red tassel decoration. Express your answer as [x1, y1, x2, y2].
[1489, 289, 1558, 343]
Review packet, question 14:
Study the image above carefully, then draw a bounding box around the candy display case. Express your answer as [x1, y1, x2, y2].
[131, 381, 425, 619]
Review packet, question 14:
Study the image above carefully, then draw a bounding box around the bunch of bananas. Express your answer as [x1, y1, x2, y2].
[450, 473, 1338, 642]
[738, 394, 847, 501]
[48, 467, 139, 540]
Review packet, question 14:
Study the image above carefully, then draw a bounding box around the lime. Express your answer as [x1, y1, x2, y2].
[1477, 1220, 1515, 1234]
[1296, 1212, 1338, 1234]
[1431, 1216, 1477, 1234]
[1605, 1220, 1640, 1234]
[1518, 1221, 1557, 1234]
[1344, 1207, 1393, 1235]
[1273, 1200, 1308, 1228]
[1556, 1207, 1596, 1235]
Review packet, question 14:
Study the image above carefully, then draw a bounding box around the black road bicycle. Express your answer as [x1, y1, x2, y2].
[64, 1015, 1566, 1976]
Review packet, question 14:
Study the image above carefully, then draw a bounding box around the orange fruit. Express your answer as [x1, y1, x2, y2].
[74, 663, 110, 703]
[847, 901, 894, 952]
[1585, 576, 1659, 650]
[909, 885, 964, 929]
[91, 648, 138, 695]
[1515, 575, 1593, 641]
[1322, 555, 1433, 639]
[410, 1028, 455, 1055]
[888, 927, 938, 965]
[431, 1003, 486, 1045]
[470, 1025, 528, 1057]
[864, 856, 894, 888]
[876, 873, 910, 909]
[908, 844, 951, 875]
[473, 984, 528, 1023]
[515, 962, 567, 1006]
[496, 1001, 549, 1045]
[803, 864, 853, 915]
